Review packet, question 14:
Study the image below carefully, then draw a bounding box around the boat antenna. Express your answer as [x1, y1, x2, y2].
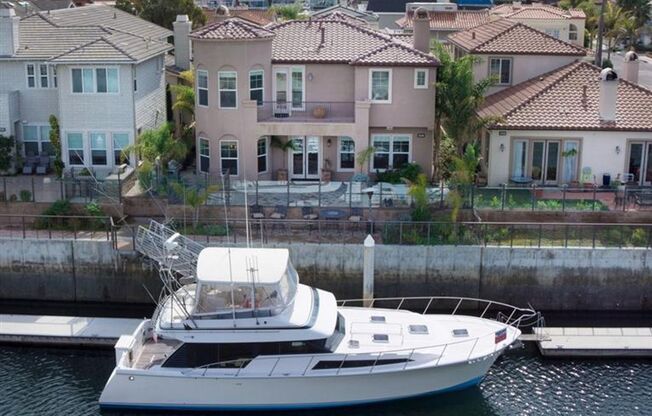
[247, 256, 260, 325]
[227, 246, 236, 328]
[243, 159, 251, 248]
[220, 170, 229, 242]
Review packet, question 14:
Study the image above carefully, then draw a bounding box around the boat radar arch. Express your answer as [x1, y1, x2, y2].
[193, 248, 299, 318]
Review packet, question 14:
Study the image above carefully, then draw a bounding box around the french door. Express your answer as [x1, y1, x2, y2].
[289, 136, 320, 179]
[531, 140, 560, 185]
[628, 142, 652, 185]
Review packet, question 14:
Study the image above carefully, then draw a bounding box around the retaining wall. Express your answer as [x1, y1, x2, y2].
[0, 239, 649, 310]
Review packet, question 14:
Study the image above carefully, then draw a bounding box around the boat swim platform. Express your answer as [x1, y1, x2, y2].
[0, 314, 142, 348]
[533, 327, 652, 357]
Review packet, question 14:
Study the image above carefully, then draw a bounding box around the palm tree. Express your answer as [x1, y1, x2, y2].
[618, 0, 651, 27]
[559, 0, 585, 10]
[580, 1, 599, 49]
[621, 15, 641, 48]
[270, 136, 298, 171]
[126, 123, 187, 165]
[432, 43, 497, 180]
[447, 145, 481, 222]
[603, 2, 631, 61]
[170, 69, 195, 120]
[171, 182, 220, 227]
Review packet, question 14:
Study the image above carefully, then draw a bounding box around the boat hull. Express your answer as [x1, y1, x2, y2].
[99, 355, 499, 411]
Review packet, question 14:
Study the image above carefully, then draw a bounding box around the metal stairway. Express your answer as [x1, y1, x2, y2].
[135, 220, 205, 281]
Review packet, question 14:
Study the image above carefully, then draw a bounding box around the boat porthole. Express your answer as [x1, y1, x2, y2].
[129, 376, 134, 381]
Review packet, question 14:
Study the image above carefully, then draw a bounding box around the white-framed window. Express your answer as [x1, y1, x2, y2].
[568, 24, 578, 41]
[489, 58, 512, 85]
[26, 64, 36, 88]
[220, 140, 238, 175]
[371, 134, 411, 171]
[257, 137, 268, 173]
[249, 70, 264, 106]
[22, 124, 53, 156]
[66, 132, 85, 166]
[545, 28, 561, 39]
[90, 132, 108, 166]
[338, 136, 355, 171]
[112, 133, 130, 166]
[39, 64, 49, 88]
[291, 67, 304, 110]
[199, 138, 210, 173]
[71, 67, 119, 93]
[414, 69, 428, 89]
[369, 69, 392, 103]
[197, 70, 208, 107]
[218, 71, 237, 109]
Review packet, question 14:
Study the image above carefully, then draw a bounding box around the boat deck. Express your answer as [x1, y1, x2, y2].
[534, 327, 652, 357]
[133, 339, 181, 369]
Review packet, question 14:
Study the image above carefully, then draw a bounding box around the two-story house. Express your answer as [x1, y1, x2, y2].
[0, 4, 171, 176]
[189, 11, 439, 181]
[490, 2, 586, 47]
[448, 19, 587, 96]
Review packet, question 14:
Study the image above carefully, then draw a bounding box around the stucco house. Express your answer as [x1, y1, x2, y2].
[478, 55, 652, 187]
[310, 5, 380, 28]
[188, 12, 439, 181]
[448, 19, 587, 95]
[490, 2, 586, 47]
[395, 9, 491, 43]
[0, 4, 171, 176]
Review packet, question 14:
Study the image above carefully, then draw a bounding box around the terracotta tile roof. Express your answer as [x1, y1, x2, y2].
[312, 10, 369, 26]
[478, 61, 652, 132]
[203, 7, 276, 27]
[270, 19, 439, 66]
[448, 19, 587, 56]
[191, 17, 275, 40]
[396, 10, 490, 30]
[491, 4, 585, 19]
[351, 42, 439, 66]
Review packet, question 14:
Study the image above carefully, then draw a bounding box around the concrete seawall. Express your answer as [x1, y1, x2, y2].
[0, 239, 649, 310]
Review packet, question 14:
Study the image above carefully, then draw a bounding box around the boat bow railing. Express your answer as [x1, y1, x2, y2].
[337, 296, 540, 329]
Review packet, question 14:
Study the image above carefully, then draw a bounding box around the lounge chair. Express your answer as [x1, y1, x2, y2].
[250, 204, 265, 219]
[36, 156, 50, 175]
[270, 205, 287, 219]
[22, 155, 38, 175]
[302, 206, 318, 220]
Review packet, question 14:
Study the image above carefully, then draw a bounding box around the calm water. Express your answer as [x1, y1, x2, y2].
[1, 345, 651, 416]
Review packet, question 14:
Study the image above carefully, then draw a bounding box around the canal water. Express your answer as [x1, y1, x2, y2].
[0, 303, 651, 415]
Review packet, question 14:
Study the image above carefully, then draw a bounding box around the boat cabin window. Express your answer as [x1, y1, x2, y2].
[312, 358, 410, 370]
[193, 260, 299, 318]
[162, 340, 329, 369]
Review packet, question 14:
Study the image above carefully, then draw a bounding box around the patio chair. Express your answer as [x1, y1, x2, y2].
[35, 156, 50, 175]
[250, 204, 265, 220]
[270, 205, 287, 219]
[302, 206, 319, 220]
[348, 207, 362, 222]
[22, 155, 38, 175]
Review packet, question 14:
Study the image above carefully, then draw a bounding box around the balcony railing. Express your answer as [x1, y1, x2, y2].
[256, 101, 355, 123]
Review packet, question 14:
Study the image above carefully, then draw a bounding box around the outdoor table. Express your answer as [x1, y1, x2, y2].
[320, 209, 346, 232]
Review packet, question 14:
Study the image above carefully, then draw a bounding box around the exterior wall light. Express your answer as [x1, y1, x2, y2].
[499, 143, 505, 152]
[615, 145, 621, 154]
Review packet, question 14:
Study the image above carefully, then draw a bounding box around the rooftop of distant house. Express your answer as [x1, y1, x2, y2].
[491, 3, 586, 19]
[396, 9, 490, 30]
[203, 5, 276, 27]
[478, 61, 652, 131]
[448, 19, 587, 55]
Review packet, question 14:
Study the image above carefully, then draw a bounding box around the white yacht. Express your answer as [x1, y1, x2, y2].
[99, 222, 537, 411]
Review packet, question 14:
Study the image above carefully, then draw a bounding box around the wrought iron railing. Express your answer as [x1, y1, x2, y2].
[256, 101, 355, 123]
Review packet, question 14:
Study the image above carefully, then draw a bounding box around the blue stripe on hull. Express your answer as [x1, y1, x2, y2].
[99, 376, 483, 412]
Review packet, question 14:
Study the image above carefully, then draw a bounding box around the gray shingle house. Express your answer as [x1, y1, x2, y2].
[0, 4, 172, 175]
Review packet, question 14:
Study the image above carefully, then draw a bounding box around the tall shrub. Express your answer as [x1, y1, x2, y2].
[49, 115, 64, 178]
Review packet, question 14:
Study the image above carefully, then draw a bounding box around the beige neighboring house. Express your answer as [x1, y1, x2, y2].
[0, 4, 172, 175]
[188, 14, 439, 181]
[395, 9, 490, 43]
[448, 19, 587, 96]
[490, 2, 586, 47]
[478, 56, 652, 187]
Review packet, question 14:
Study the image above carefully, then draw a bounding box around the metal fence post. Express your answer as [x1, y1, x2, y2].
[439, 181, 444, 209]
[470, 185, 475, 209]
[60, 179, 64, 200]
[286, 180, 290, 207]
[379, 182, 383, 207]
[349, 179, 353, 209]
[562, 184, 567, 213]
[592, 185, 597, 211]
[592, 225, 596, 249]
[2, 178, 6, 201]
[538, 224, 542, 248]
[31, 176, 35, 202]
[564, 224, 569, 248]
[22, 216, 26, 239]
[318, 180, 322, 208]
[501, 183, 506, 211]
[623, 187, 627, 212]
[531, 184, 536, 211]
[117, 170, 122, 204]
[483, 223, 488, 247]
[255, 180, 259, 206]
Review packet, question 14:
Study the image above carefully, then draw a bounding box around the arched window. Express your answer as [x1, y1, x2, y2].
[569, 24, 578, 41]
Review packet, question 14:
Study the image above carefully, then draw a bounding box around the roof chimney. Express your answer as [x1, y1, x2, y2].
[412, 7, 430, 53]
[513, 1, 522, 8]
[0, 5, 20, 57]
[599, 67, 618, 122]
[622, 50, 639, 84]
[173, 14, 192, 71]
[213, 5, 230, 22]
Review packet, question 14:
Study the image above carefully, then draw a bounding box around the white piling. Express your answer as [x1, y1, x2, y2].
[363, 234, 375, 307]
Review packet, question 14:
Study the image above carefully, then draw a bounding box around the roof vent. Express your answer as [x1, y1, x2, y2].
[372, 334, 389, 343]
[471, 31, 475, 40]
[370, 315, 386, 323]
[415, 6, 428, 19]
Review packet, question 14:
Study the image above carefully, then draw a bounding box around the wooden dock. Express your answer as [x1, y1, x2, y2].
[533, 327, 652, 357]
[0, 314, 142, 348]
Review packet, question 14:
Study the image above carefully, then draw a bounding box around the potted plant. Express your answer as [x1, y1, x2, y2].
[270, 136, 297, 182]
[312, 105, 327, 119]
[352, 146, 375, 182]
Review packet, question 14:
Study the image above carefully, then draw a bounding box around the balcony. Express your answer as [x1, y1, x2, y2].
[257, 101, 355, 123]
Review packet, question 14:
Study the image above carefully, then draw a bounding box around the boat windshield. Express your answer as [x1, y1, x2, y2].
[193, 260, 299, 318]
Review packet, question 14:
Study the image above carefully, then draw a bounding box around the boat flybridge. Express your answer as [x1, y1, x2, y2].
[99, 221, 539, 411]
